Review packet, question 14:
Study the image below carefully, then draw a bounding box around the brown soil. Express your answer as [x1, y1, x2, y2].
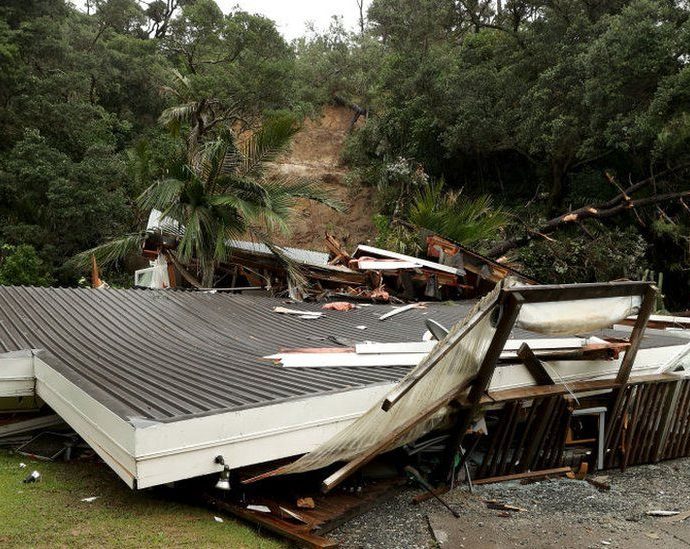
[268, 105, 378, 252]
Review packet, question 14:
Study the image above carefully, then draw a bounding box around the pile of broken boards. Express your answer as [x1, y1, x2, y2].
[2, 280, 690, 548]
[147, 232, 536, 303]
[222, 280, 690, 547]
[0, 412, 89, 462]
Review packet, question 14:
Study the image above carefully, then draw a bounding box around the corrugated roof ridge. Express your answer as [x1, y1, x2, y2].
[12, 286, 185, 417]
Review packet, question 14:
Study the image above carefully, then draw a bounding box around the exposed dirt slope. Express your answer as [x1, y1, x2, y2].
[269, 105, 377, 252]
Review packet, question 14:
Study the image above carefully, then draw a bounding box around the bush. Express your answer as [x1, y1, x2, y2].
[0, 244, 53, 286]
[517, 225, 648, 284]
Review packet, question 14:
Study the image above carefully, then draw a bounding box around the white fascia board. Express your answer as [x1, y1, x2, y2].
[132, 384, 392, 489]
[353, 338, 585, 356]
[354, 244, 462, 275]
[0, 350, 35, 397]
[355, 342, 438, 354]
[613, 324, 690, 339]
[276, 352, 427, 368]
[489, 344, 687, 391]
[357, 260, 422, 270]
[33, 358, 137, 488]
[627, 314, 690, 325]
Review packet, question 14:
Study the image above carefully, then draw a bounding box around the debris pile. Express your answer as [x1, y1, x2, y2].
[1, 278, 690, 547]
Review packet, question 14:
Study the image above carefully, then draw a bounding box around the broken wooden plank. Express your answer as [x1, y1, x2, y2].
[354, 244, 464, 276]
[378, 303, 425, 321]
[479, 374, 680, 405]
[272, 306, 323, 317]
[0, 415, 65, 438]
[205, 497, 338, 548]
[517, 343, 554, 385]
[472, 466, 572, 485]
[484, 500, 527, 512]
[504, 281, 653, 302]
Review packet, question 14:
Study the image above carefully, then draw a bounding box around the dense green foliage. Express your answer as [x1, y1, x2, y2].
[330, 0, 690, 307]
[0, 0, 298, 285]
[0, 0, 689, 305]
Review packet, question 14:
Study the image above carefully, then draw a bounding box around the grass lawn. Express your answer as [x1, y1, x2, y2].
[0, 450, 287, 548]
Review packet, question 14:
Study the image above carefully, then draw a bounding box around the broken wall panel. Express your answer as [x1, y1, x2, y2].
[473, 396, 572, 479]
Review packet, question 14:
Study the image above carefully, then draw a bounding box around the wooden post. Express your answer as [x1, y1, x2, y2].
[438, 292, 524, 481]
[605, 284, 657, 449]
[653, 380, 682, 462]
[517, 343, 555, 385]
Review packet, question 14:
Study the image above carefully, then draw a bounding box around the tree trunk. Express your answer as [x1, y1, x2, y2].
[201, 260, 215, 288]
[548, 159, 567, 215]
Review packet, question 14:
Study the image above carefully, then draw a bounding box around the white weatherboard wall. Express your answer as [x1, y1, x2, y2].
[6, 343, 687, 490]
[0, 350, 36, 397]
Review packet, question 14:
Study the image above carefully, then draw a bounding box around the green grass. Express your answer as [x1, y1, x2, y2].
[0, 450, 287, 548]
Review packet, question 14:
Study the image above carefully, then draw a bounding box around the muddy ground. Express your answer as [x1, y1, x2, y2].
[334, 458, 690, 548]
[269, 105, 379, 252]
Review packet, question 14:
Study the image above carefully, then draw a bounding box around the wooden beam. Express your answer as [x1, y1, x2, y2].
[320, 377, 476, 494]
[439, 292, 525, 479]
[517, 343, 554, 385]
[477, 374, 679, 405]
[654, 380, 683, 462]
[605, 284, 658, 449]
[472, 466, 572, 485]
[616, 285, 658, 384]
[505, 281, 653, 303]
[206, 497, 338, 548]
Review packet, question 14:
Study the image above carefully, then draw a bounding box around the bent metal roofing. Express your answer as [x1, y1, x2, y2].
[0, 286, 472, 422]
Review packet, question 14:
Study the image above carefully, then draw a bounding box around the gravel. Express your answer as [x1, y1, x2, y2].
[333, 458, 690, 548]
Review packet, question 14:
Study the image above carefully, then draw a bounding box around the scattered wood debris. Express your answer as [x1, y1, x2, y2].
[297, 497, 316, 509]
[484, 500, 527, 512]
[321, 302, 356, 311]
[585, 476, 611, 491]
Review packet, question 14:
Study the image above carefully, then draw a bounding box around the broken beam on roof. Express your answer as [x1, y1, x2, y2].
[518, 343, 555, 385]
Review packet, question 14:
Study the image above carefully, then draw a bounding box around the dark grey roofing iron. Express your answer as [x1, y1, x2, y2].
[0, 287, 471, 422]
[0, 287, 684, 424]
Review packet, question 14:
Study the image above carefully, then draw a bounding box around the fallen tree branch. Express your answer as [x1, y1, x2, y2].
[487, 169, 690, 258]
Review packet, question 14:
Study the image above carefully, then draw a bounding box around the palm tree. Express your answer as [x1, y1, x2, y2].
[78, 111, 341, 288]
[408, 179, 508, 245]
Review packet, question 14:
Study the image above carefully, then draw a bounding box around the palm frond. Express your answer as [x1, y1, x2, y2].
[159, 102, 198, 129]
[69, 233, 147, 270]
[248, 226, 308, 289]
[409, 179, 508, 245]
[137, 177, 186, 212]
[238, 113, 301, 177]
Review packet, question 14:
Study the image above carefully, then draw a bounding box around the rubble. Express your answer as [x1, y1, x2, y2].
[2, 274, 690, 546]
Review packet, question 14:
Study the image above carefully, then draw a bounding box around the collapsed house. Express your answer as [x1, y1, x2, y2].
[137, 209, 534, 301]
[2, 262, 690, 544]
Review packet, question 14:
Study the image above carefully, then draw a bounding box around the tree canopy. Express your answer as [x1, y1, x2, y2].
[0, 0, 688, 306]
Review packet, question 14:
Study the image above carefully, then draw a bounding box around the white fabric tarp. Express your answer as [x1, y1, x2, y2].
[266, 285, 502, 476]
[516, 296, 641, 336]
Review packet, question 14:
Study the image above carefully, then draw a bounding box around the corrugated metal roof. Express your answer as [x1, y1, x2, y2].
[0, 287, 472, 422]
[226, 239, 330, 268]
[0, 287, 684, 424]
